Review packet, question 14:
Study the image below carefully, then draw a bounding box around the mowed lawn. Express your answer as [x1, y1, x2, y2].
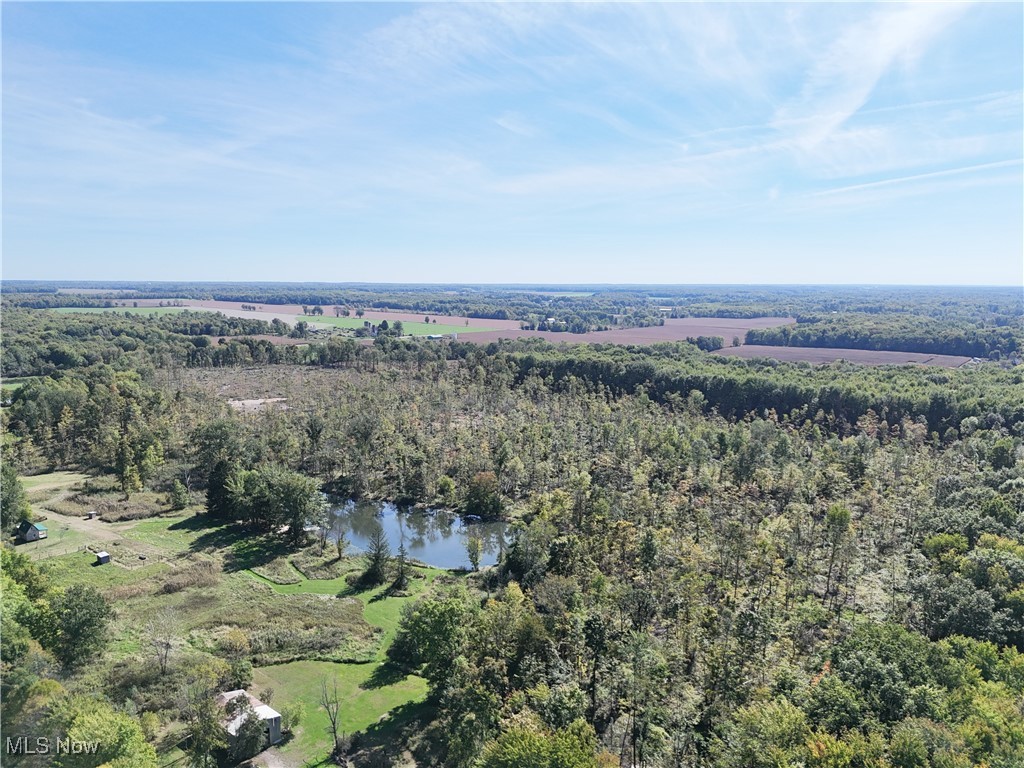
[254, 659, 428, 762]
[16, 471, 94, 558]
[249, 565, 446, 763]
[49, 306, 188, 316]
[298, 315, 495, 335]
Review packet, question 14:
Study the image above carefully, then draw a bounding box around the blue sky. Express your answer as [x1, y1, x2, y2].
[3, 2, 1022, 284]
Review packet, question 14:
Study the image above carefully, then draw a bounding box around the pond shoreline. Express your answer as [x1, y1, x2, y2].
[326, 499, 509, 570]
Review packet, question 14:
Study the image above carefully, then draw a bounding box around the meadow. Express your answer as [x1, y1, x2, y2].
[16, 470, 450, 767]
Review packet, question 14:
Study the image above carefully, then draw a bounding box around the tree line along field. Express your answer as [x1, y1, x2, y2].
[715, 345, 974, 368]
[50, 306, 189, 317]
[2, 286, 1023, 768]
[8, 281, 1021, 360]
[306, 314, 496, 336]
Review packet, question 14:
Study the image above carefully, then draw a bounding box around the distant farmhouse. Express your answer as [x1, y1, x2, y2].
[16, 520, 47, 543]
[215, 690, 283, 749]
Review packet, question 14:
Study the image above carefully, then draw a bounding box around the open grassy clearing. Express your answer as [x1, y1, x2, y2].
[249, 564, 445, 650]
[300, 315, 495, 335]
[19, 470, 91, 492]
[49, 306, 189, 316]
[254, 659, 428, 763]
[1, 375, 41, 392]
[249, 564, 446, 764]
[27, 490, 450, 765]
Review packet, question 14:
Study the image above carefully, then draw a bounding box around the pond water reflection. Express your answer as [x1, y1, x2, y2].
[328, 499, 508, 570]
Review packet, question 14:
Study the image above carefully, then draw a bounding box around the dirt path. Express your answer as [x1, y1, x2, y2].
[25, 472, 137, 545]
[39, 509, 132, 542]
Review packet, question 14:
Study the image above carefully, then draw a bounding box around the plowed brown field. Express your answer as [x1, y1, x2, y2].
[460, 317, 796, 345]
[713, 345, 972, 367]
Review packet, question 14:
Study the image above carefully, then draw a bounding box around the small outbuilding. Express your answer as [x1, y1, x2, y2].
[215, 690, 283, 747]
[16, 520, 48, 543]
[86, 511, 98, 520]
[95, 551, 111, 565]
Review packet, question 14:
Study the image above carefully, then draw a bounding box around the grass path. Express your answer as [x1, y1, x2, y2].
[20, 470, 91, 492]
[249, 567, 444, 766]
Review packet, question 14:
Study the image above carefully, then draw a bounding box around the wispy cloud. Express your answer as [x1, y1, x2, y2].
[773, 3, 971, 149]
[2, 2, 1020, 283]
[810, 159, 1022, 199]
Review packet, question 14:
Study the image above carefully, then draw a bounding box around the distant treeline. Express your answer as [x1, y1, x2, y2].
[7, 282, 1021, 335]
[746, 315, 1022, 358]
[4, 287, 667, 334]
[4, 308, 1023, 434]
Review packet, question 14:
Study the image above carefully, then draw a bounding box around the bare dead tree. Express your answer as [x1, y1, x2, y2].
[147, 608, 176, 676]
[319, 676, 344, 757]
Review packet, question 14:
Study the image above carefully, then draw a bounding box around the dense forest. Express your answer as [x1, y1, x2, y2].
[0, 308, 293, 377]
[746, 316, 1021, 359]
[2, 296, 1022, 768]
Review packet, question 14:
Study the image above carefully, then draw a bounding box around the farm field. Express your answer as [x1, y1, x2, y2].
[178, 299, 525, 332]
[303, 315, 494, 335]
[50, 306, 188, 316]
[712, 344, 973, 367]
[460, 316, 796, 345]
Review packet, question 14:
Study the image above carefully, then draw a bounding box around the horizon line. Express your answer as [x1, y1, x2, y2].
[3, 279, 1022, 290]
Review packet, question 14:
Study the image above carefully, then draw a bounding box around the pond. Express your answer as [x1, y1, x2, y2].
[327, 499, 509, 570]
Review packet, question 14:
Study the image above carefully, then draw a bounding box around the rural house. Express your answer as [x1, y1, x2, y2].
[16, 520, 48, 543]
[215, 690, 283, 748]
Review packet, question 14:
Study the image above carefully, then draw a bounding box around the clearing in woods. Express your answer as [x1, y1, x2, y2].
[22, 471, 445, 767]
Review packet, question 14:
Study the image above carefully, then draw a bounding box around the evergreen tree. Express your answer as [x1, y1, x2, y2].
[393, 542, 410, 591]
[363, 521, 392, 585]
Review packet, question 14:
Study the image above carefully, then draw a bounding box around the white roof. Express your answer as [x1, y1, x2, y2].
[216, 690, 280, 735]
[96, 551, 110, 558]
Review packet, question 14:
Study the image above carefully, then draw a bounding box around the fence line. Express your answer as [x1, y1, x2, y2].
[26, 544, 89, 560]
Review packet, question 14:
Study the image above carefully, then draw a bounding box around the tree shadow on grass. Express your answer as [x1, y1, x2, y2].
[337, 575, 379, 599]
[347, 700, 437, 768]
[172, 516, 299, 573]
[225, 534, 294, 573]
[360, 662, 409, 690]
[172, 515, 249, 553]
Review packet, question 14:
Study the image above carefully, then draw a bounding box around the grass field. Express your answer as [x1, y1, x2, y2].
[300, 315, 494, 335]
[20, 470, 91, 492]
[254, 660, 428, 761]
[250, 566, 443, 763]
[1, 376, 41, 393]
[50, 306, 188, 316]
